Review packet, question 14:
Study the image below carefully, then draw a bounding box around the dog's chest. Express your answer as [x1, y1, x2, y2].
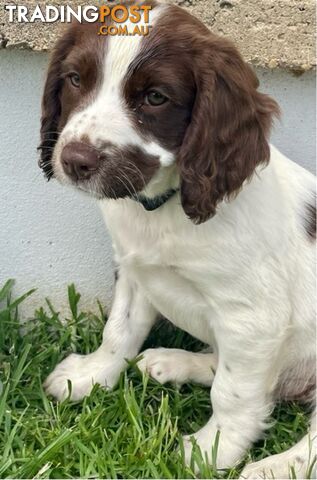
[106, 205, 216, 343]
[140, 271, 213, 344]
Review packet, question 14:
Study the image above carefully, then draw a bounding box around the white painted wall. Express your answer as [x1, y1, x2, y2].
[0, 51, 315, 318]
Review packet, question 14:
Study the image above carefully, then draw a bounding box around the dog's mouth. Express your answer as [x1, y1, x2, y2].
[70, 173, 142, 201]
[41, 141, 162, 201]
[39, 140, 179, 212]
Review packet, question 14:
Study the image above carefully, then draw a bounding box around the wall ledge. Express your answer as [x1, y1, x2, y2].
[0, 0, 315, 72]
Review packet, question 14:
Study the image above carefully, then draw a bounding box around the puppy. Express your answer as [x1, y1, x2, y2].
[39, 2, 316, 477]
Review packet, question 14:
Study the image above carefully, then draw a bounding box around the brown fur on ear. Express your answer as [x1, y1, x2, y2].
[177, 36, 280, 224]
[38, 29, 76, 179]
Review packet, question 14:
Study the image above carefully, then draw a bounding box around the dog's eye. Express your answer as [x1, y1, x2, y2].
[68, 72, 80, 88]
[145, 90, 168, 106]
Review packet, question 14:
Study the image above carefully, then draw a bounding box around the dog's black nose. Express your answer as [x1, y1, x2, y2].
[61, 142, 99, 181]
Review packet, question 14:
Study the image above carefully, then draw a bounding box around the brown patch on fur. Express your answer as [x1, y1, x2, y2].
[169, 7, 280, 224]
[38, 21, 108, 179]
[80, 134, 91, 145]
[280, 381, 316, 403]
[97, 145, 160, 198]
[123, 4, 280, 222]
[274, 358, 316, 404]
[123, 27, 195, 152]
[304, 195, 316, 241]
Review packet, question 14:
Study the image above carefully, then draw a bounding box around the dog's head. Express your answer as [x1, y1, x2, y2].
[39, 2, 279, 223]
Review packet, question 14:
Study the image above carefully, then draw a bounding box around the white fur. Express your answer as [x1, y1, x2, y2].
[46, 143, 316, 475]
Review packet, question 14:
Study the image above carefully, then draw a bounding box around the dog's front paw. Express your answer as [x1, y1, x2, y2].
[137, 348, 181, 385]
[137, 347, 201, 386]
[44, 350, 119, 401]
[183, 422, 244, 472]
[183, 428, 216, 469]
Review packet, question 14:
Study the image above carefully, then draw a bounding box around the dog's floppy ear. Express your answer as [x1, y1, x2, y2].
[38, 29, 75, 179]
[177, 36, 280, 224]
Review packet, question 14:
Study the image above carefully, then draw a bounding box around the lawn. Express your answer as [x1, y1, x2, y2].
[0, 280, 311, 479]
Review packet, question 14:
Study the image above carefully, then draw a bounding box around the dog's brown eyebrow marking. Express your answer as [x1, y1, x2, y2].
[303, 193, 316, 241]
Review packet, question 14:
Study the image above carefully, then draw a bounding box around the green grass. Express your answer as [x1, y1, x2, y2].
[0, 279, 312, 478]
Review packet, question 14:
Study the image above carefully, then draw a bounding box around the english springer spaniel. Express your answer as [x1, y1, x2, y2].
[39, 2, 316, 478]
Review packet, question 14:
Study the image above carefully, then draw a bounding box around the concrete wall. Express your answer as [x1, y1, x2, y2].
[0, 51, 315, 318]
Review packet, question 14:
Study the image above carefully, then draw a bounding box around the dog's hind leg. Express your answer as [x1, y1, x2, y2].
[137, 347, 218, 386]
[240, 409, 316, 479]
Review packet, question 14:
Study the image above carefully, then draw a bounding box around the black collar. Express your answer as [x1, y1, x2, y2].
[132, 188, 179, 211]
